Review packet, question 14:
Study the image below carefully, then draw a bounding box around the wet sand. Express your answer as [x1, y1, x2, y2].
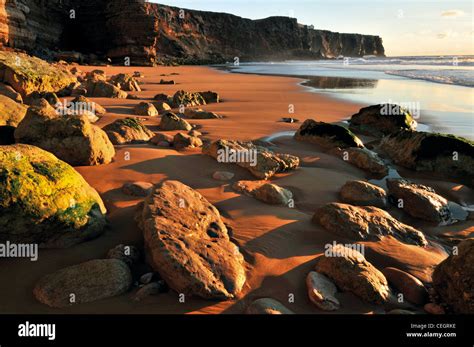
[1, 65, 472, 314]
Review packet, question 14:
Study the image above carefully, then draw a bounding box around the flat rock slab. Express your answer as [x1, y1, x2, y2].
[203, 139, 299, 179]
[33, 259, 132, 308]
[135, 180, 246, 299]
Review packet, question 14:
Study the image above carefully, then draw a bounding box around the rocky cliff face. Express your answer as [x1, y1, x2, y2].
[0, 0, 67, 53]
[0, 0, 385, 65]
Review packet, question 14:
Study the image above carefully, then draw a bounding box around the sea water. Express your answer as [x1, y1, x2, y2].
[225, 56, 474, 140]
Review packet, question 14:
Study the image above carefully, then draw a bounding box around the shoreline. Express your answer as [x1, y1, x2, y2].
[216, 63, 473, 140]
[1, 65, 472, 314]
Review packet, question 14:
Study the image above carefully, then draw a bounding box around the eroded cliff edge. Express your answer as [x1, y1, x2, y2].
[0, 0, 385, 65]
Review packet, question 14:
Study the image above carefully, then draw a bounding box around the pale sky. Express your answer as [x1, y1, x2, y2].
[152, 0, 474, 56]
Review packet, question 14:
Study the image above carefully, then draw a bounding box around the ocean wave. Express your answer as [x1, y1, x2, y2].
[385, 69, 474, 87]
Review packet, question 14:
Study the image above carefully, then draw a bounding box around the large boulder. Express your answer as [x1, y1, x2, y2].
[0, 94, 27, 127]
[0, 51, 77, 97]
[314, 244, 391, 305]
[33, 259, 132, 308]
[103, 118, 154, 145]
[159, 112, 192, 131]
[349, 104, 417, 137]
[14, 104, 115, 166]
[85, 80, 128, 99]
[135, 180, 246, 299]
[295, 119, 364, 149]
[386, 179, 454, 223]
[0, 145, 107, 247]
[380, 131, 474, 186]
[313, 203, 427, 246]
[339, 180, 387, 208]
[203, 139, 299, 179]
[109, 73, 141, 91]
[432, 239, 474, 313]
[172, 90, 206, 107]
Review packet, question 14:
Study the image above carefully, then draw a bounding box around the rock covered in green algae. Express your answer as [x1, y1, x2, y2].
[0, 144, 107, 247]
[0, 51, 77, 98]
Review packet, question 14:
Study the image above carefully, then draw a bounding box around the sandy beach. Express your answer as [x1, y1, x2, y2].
[1, 65, 472, 315]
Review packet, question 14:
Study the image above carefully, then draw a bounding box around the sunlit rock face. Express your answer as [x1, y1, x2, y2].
[0, 1, 385, 65]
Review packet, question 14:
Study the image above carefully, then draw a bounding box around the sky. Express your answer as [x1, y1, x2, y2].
[151, 0, 474, 56]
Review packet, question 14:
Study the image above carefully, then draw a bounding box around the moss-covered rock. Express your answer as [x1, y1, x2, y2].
[380, 131, 474, 186]
[349, 104, 417, 137]
[14, 104, 115, 166]
[103, 117, 154, 145]
[295, 119, 364, 149]
[0, 52, 77, 98]
[0, 144, 107, 247]
[0, 94, 27, 127]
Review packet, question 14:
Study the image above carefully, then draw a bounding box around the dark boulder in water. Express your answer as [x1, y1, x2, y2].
[380, 130, 474, 187]
[295, 119, 364, 149]
[349, 104, 417, 137]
